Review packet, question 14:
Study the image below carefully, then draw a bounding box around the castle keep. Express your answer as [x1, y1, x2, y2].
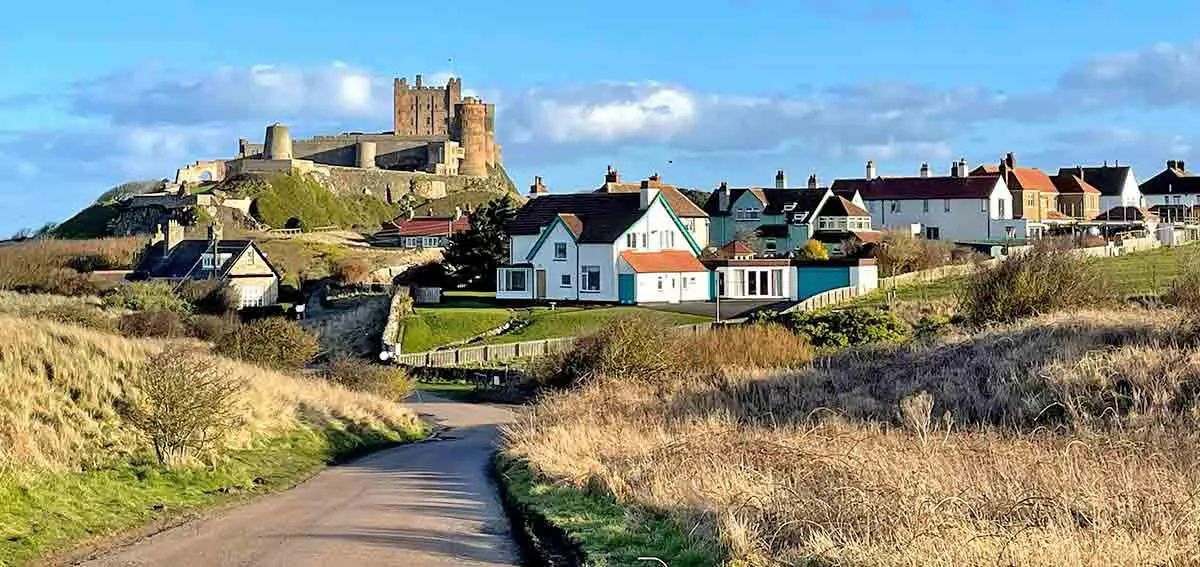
[176, 74, 501, 186]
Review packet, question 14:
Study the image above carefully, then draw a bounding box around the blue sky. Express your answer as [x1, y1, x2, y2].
[3, 0, 1200, 233]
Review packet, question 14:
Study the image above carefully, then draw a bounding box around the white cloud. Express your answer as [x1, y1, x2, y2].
[1060, 40, 1200, 107]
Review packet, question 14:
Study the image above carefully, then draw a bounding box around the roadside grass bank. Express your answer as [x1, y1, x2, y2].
[502, 302, 1200, 565]
[482, 306, 709, 345]
[0, 315, 425, 565]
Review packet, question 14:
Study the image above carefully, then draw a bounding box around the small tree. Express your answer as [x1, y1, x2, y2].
[126, 345, 244, 465]
[795, 239, 830, 261]
[443, 195, 519, 289]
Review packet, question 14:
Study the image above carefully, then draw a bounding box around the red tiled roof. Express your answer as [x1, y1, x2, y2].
[719, 241, 756, 256]
[387, 216, 470, 237]
[852, 230, 882, 243]
[971, 165, 1056, 192]
[1051, 174, 1101, 194]
[832, 175, 1000, 200]
[596, 183, 708, 218]
[557, 213, 583, 237]
[619, 250, 707, 273]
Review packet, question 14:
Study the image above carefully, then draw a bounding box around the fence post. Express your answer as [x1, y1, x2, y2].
[483, 344, 490, 363]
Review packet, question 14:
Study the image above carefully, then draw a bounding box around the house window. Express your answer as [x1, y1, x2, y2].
[657, 276, 664, 291]
[764, 239, 777, 254]
[925, 226, 940, 240]
[504, 270, 527, 292]
[922, 199, 930, 213]
[239, 286, 264, 308]
[560, 274, 571, 287]
[581, 265, 601, 292]
[554, 242, 567, 260]
[640, 233, 648, 248]
[944, 200, 951, 213]
[981, 199, 988, 213]
[890, 201, 902, 213]
[626, 233, 637, 248]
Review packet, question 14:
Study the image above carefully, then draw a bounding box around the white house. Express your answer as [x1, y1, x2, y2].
[497, 180, 707, 304]
[1058, 164, 1143, 211]
[1139, 160, 1200, 208]
[832, 161, 1030, 243]
[593, 167, 711, 248]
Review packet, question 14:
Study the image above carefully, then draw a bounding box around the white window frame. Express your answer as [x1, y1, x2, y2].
[554, 242, 568, 260]
[503, 269, 528, 292]
[581, 265, 601, 292]
[560, 274, 571, 288]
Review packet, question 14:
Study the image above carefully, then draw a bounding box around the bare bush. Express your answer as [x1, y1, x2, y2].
[215, 317, 320, 370]
[30, 303, 116, 332]
[527, 316, 683, 388]
[334, 257, 371, 285]
[322, 358, 412, 400]
[186, 314, 240, 342]
[874, 229, 967, 276]
[126, 345, 244, 465]
[118, 310, 186, 338]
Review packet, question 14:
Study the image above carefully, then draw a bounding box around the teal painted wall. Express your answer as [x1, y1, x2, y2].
[797, 266, 851, 299]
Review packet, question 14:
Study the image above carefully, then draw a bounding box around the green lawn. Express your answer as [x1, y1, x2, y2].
[399, 306, 514, 352]
[482, 306, 710, 345]
[0, 426, 423, 566]
[849, 243, 1200, 310]
[412, 380, 479, 402]
[496, 458, 719, 567]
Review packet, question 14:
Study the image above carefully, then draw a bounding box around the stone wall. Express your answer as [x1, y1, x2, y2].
[242, 134, 441, 170]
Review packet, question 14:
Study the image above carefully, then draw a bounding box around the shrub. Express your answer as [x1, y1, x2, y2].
[214, 317, 320, 370]
[335, 257, 372, 285]
[874, 229, 963, 276]
[1163, 266, 1200, 313]
[119, 310, 187, 338]
[179, 280, 241, 315]
[528, 316, 683, 388]
[958, 241, 1108, 325]
[186, 314, 241, 342]
[104, 281, 190, 313]
[322, 358, 412, 400]
[783, 307, 908, 348]
[795, 239, 830, 260]
[125, 345, 244, 465]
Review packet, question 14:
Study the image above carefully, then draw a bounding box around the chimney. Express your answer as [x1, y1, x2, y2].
[648, 173, 661, 186]
[529, 175, 548, 198]
[1076, 165, 1084, 179]
[639, 179, 659, 210]
[605, 165, 619, 183]
[807, 173, 819, 189]
[958, 158, 968, 176]
[775, 169, 786, 189]
[919, 162, 930, 178]
[1004, 152, 1016, 169]
[1168, 159, 1178, 171]
[165, 219, 184, 252]
[1181, 160, 1187, 172]
[866, 160, 876, 179]
[718, 181, 730, 211]
[950, 161, 960, 177]
[415, 74, 423, 88]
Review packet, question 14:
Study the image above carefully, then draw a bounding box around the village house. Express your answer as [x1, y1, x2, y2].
[377, 208, 469, 249]
[702, 169, 869, 256]
[1057, 163, 1143, 212]
[133, 220, 281, 309]
[592, 167, 710, 248]
[970, 153, 1063, 230]
[833, 160, 1030, 244]
[497, 178, 707, 304]
[1050, 170, 1102, 221]
[1139, 160, 1200, 208]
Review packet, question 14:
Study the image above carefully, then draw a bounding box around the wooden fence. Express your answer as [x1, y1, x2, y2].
[392, 321, 718, 368]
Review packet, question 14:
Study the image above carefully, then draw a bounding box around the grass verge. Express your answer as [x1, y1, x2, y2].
[0, 425, 424, 566]
[495, 457, 719, 567]
[483, 307, 709, 345]
[400, 306, 513, 352]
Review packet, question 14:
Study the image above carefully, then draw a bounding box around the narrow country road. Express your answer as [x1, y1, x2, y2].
[82, 393, 520, 567]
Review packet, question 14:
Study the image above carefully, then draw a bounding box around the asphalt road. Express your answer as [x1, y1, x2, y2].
[82, 394, 520, 567]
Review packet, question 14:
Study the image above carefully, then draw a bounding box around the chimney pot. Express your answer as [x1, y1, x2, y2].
[919, 162, 931, 178]
[807, 173, 818, 189]
[866, 160, 876, 179]
[775, 169, 786, 189]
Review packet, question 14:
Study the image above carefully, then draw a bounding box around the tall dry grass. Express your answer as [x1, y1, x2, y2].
[503, 309, 1200, 566]
[0, 315, 422, 474]
[0, 237, 143, 295]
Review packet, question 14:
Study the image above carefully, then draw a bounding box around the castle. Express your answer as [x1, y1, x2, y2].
[175, 74, 502, 187]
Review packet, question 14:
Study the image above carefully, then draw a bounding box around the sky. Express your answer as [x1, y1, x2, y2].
[2, 0, 1200, 234]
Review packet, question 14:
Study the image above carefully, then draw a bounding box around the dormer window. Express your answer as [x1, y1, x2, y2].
[783, 203, 797, 212]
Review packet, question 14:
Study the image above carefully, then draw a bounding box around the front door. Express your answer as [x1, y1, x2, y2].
[618, 274, 636, 304]
[535, 269, 547, 299]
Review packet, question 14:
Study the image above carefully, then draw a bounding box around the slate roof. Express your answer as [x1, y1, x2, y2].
[832, 175, 1001, 200]
[1057, 166, 1131, 197]
[619, 250, 707, 273]
[508, 193, 649, 243]
[1051, 174, 1101, 194]
[702, 187, 828, 224]
[135, 239, 273, 280]
[595, 183, 708, 218]
[1139, 166, 1200, 196]
[385, 215, 470, 237]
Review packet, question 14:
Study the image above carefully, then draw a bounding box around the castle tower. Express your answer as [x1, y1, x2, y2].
[264, 123, 292, 160]
[393, 75, 464, 136]
[456, 97, 489, 177]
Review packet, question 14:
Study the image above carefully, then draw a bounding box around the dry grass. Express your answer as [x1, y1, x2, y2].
[504, 309, 1200, 566]
[0, 238, 143, 296]
[0, 315, 422, 474]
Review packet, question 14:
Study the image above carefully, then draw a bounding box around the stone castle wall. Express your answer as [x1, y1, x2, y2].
[241, 134, 440, 171]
